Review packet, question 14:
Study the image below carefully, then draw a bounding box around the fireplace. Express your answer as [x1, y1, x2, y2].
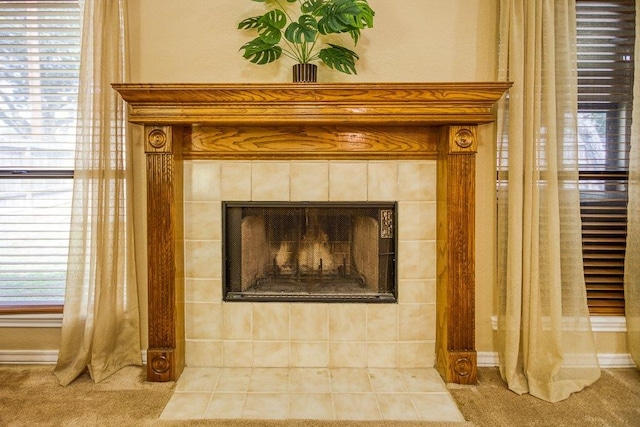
[113, 82, 510, 385]
[223, 202, 397, 303]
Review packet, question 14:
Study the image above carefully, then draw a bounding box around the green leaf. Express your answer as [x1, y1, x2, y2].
[238, 16, 263, 30]
[301, 0, 325, 14]
[318, 44, 359, 74]
[239, 38, 283, 65]
[256, 9, 287, 44]
[317, 0, 375, 35]
[284, 15, 318, 44]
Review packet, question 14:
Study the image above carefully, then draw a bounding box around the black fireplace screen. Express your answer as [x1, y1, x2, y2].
[222, 201, 397, 302]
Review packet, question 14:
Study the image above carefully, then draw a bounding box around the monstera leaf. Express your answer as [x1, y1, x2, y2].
[285, 15, 318, 44]
[240, 38, 283, 64]
[318, 44, 359, 74]
[238, 9, 286, 45]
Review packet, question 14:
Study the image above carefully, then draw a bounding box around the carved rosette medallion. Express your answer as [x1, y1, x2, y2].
[150, 354, 170, 375]
[454, 128, 475, 149]
[454, 357, 472, 377]
[148, 128, 168, 149]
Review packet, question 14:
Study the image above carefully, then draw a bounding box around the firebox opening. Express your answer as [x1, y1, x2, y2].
[223, 201, 397, 303]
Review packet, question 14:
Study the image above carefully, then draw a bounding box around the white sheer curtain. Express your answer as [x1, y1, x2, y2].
[625, 7, 640, 367]
[54, 0, 141, 386]
[496, 0, 601, 402]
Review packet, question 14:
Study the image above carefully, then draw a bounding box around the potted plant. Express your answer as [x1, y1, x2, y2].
[238, 0, 375, 82]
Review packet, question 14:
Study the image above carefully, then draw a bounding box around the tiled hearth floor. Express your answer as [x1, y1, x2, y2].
[160, 367, 465, 422]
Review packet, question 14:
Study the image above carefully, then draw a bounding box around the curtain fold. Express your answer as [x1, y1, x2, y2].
[496, 0, 601, 402]
[625, 6, 640, 367]
[54, 0, 141, 386]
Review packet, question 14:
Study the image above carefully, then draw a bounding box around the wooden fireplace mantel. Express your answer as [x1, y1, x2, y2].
[113, 82, 510, 384]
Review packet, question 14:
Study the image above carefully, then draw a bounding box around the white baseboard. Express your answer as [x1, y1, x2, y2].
[478, 351, 636, 368]
[0, 350, 147, 365]
[0, 350, 59, 364]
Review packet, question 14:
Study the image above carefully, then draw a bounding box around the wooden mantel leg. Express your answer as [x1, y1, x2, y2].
[144, 125, 185, 382]
[436, 125, 478, 384]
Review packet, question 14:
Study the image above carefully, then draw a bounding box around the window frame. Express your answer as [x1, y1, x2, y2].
[0, 0, 80, 313]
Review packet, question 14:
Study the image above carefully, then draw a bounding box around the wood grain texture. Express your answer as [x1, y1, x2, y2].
[185, 125, 438, 160]
[113, 83, 510, 384]
[113, 82, 511, 126]
[145, 126, 184, 382]
[436, 126, 477, 384]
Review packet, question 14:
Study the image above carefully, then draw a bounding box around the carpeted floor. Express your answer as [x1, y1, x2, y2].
[0, 365, 639, 426]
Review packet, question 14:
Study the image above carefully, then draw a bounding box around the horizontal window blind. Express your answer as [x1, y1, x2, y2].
[0, 1, 79, 308]
[577, 0, 634, 315]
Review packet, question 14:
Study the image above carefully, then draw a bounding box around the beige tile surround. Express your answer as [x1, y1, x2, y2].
[183, 160, 437, 369]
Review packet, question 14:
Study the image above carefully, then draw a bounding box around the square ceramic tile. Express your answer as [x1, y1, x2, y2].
[399, 368, 449, 393]
[175, 368, 221, 392]
[288, 393, 334, 420]
[329, 162, 367, 201]
[205, 393, 246, 419]
[290, 303, 328, 341]
[215, 368, 251, 392]
[329, 304, 366, 341]
[378, 393, 420, 421]
[366, 304, 398, 341]
[366, 343, 397, 368]
[289, 368, 331, 393]
[332, 393, 381, 420]
[185, 303, 222, 340]
[222, 303, 252, 340]
[367, 162, 398, 200]
[185, 340, 223, 367]
[222, 341, 252, 367]
[248, 368, 290, 392]
[367, 368, 407, 393]
[398, 279, 435, 304]
[251, 162, 290, 201]
[399, 304, 432, 341]
[160, 392, 211, 420]
[329, 368, 373, 392]
[410, 393, 465, 422]
[398, 240, 436, 280]
[252, 303, 289, 340]
[185, 278, 220, 304]
[290, 341, 329, 367]
[398, 161, 436, 202]
[290, 162, 329, 201]
[184, 161, 221, 202]
[398, 201, 435, 241]
[184, 201, 220, 240]
[242, 393, 289, 420]
[329, 341, 367, 368]
[184, 240, 221, 279]
[252, 341, 289, 367]
[221, 162, 252, 200]
[397, 341, 434, 368]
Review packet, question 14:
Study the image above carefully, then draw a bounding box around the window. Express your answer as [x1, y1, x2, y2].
[0, 1, 80, 310]
[577, 0, 635, 315]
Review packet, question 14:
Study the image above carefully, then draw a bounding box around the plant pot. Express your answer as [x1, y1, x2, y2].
[292, 63, 317, 83]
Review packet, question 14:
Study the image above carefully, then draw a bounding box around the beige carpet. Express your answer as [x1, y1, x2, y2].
[1, 364, 639, 426]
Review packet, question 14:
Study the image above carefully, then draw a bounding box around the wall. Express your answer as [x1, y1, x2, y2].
[1, 0, 629, 363]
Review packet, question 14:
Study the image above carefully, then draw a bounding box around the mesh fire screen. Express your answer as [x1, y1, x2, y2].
[222, 202, 397, 303]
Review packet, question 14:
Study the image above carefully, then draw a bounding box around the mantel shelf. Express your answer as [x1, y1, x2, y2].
[114, 82, 510, 386]
[113, 82, 510, 126]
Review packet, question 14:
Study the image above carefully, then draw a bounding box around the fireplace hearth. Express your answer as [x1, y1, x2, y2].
[223, 202, 397, 303]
